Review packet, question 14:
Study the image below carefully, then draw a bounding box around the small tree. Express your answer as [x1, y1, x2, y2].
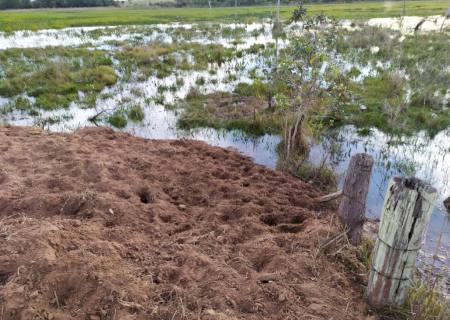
[272, 6, 350, 174]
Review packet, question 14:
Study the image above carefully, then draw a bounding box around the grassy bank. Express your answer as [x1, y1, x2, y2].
[0, 0, 449, 31]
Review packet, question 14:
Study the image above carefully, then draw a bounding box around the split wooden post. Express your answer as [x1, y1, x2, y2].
[338, 153, 374, 245]
[368, 177, 437, 307]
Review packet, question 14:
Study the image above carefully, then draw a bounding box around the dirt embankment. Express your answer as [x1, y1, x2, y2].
[0, 126, 370, 320]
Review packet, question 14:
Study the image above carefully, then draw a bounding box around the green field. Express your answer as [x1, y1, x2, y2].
[0, 0, 448, 31]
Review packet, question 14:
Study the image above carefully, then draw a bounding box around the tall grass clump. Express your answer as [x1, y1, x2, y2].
[404, 280, 450, 320]
[108, 110, 128, 129]
[128, 105, 145, 122]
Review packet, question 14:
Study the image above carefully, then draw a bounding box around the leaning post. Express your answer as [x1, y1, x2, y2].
[367, 177, 437, 307]
[338, 153, 374, 246]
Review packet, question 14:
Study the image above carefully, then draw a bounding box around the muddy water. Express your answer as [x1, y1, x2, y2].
[0, 20, 449, 274]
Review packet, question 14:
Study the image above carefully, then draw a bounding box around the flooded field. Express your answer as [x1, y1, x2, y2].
[0, 14, 449, 280]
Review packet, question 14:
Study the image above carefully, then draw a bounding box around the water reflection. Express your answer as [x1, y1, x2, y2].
[310, 126, 450, 268]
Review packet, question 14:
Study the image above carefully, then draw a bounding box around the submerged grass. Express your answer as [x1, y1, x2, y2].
[108, 110, 128, 128]
[335, 28, 450, 136]
[116, 42, 235, 79]
[0, 47, 117, 113]
[128, 104, 145, 122]
[0, 15, 448, 138]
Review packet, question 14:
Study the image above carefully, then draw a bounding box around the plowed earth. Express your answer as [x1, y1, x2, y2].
[0, 126, 369, 320]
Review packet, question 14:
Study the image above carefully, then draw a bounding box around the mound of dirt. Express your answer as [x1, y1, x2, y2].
[0, 126, 370, 320]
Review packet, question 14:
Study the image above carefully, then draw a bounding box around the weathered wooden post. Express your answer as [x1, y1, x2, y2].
[368, 177, 437, 307]
[444, 196, 450, 214]
[338, 153, 374, 245]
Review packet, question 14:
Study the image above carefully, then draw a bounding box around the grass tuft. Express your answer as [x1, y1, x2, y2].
[128, 105, 145, 122]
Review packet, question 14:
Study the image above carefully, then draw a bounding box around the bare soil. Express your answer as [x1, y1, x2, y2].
[0, 126, 371, 320]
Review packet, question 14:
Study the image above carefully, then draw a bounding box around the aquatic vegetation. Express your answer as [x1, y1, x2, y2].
[195, 76, 206, 86]
[333, 27, 450, 136]
[35, 93, 74, 111]
[0, 47, 117, 113]
[1, 18, 445, 139]
[350, 68, 450, 135]
[115, 43, 176, 78]
[0, 101, 14, 115]
[128, 104, 145, 122]
[177, 89, 282, 136]
[13, 96, 33, 112]
[115, 42, 235, 79]
[152, 93, 165, 105]
[335, 26, 397, 55]
[108, 110, 128, 128]
[81, 92, 98, 109]
[191, 43, 235, 68]
[234, 81, 269, 99]
[176, 77, 185, 87]
[34, 114, 73, 128]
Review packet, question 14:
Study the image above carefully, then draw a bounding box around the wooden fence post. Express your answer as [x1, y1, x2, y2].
[367, 177, 437, 307]
[338, 153, 374, 246]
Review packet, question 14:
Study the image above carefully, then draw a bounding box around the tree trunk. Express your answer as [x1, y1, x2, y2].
[367, 177, 437, 307]
[338, 153, 374, 245]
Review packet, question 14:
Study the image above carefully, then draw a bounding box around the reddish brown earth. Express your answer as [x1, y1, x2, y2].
[0, 126, 371, 320]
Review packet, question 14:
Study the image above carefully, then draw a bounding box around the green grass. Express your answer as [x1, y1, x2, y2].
[0, 1, 449, 31]
[128, 104, 145, 122]
[334, 28, 450, 137]
[0, 47, 117, 113]
[116, 42, 235, 80]
[108, 110, 128, 128]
